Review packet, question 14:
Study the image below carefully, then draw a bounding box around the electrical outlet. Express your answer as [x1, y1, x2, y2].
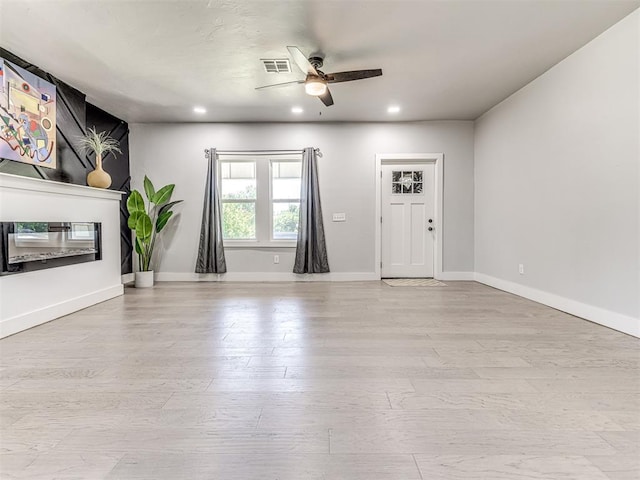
[273, 255, 280, 264]
[518, 264, 524, 275]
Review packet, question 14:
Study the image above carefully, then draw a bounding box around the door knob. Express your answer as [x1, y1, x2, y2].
[428, 219, 433, 223]
[428, 227, 434, 231]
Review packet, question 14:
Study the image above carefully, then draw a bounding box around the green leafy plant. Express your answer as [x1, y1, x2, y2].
[126, 176, 182, 272]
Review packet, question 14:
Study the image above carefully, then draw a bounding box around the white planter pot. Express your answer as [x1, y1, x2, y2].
[135, 271, 154, 288]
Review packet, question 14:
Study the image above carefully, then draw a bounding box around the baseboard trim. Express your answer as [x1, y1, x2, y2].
[0, 284, 124, 339]
[154, 272, 380, 282]
[156, 271, 474, 282]
[474, 273, 640, 338]
[121, 273, 135, 285]
[437, 271, 475, 281]
[0, 285, 124, 338]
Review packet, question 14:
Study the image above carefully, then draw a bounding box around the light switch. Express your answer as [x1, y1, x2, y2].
[332, 213, 346, 222]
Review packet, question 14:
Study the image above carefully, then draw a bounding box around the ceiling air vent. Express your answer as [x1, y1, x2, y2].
[261, 59, 291, 73]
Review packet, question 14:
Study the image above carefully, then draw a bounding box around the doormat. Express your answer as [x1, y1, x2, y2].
[382, 278, 447, 287]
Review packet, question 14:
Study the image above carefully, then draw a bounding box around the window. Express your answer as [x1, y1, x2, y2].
[271, 161, 301, 240]
[391, 170, 423, 194]
[219, 156, 302, 245]
[220, 161, 257, 240]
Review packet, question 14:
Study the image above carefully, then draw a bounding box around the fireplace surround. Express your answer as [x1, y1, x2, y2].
[0, 172, 124, 338]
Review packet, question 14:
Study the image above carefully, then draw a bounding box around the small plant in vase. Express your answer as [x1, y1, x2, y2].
[127, 176, 183, 287]
[78, 127, 122, 189]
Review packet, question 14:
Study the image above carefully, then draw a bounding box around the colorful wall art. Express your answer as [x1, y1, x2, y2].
[0, 58, 57, 168]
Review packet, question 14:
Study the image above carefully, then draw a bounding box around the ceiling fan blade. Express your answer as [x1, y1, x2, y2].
[318, 88, 334, 107]
[287, 46, 319, 76]
[255, 80, 305, 90]
[327, 69, 383, 83]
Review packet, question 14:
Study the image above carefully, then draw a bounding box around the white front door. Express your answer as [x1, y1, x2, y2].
[381, 163, 435, 278]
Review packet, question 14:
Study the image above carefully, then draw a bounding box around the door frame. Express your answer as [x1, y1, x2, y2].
[375, 153, 444, 280]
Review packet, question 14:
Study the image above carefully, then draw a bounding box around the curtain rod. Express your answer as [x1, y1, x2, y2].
[205, 148, 321, 157]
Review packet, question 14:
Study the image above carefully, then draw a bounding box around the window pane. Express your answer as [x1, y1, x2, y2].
[277, 162, 301, 178]
[272, 161, 301, 200]
[273, 202, 299, 240]
[222, 202, 256, 239]
[222, 179, 256, 199]
[222, 162, 255, 179]
[273, 178, 301, 200]
[221, 162, 256, 200]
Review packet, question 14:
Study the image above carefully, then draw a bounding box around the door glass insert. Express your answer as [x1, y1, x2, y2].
[392, 170, 423, 194]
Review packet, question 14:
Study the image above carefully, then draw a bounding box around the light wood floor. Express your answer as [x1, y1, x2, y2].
[1, 281, 638, 479]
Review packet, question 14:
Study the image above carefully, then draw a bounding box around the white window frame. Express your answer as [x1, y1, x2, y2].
[219, 158, 258, 243]
[219, 154, 301, 248]
[270, 159, 301, 243]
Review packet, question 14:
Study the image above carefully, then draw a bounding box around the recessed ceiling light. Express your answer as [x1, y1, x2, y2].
[387, 105, 400, 114]
[193, 106, 207, 114]
[291, 107, 303, 114]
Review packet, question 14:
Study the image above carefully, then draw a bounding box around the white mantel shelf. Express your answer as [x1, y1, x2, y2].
[0, 173, 125, 338]
[0, 172, 124, 201]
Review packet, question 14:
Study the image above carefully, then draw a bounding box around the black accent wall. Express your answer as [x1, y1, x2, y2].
[86, 104, 133, 275]
[0, 48, 133, 274]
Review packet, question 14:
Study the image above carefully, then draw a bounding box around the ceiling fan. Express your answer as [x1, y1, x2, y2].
[256, 46, 383, 107]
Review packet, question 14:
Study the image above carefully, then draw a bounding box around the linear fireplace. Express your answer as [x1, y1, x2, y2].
[0, 222, 102, 275]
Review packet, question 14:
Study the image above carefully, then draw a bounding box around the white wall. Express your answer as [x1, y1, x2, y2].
[129, 121, 474, 278]
[0, 174, 124, 338]
[474, 11, 639, 333]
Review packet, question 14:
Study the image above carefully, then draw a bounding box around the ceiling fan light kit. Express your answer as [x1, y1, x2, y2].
[304, 79, 327, 96]
[256, 46, 383, 107]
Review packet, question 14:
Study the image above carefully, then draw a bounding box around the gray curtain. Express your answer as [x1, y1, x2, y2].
[294, 147, 330, 273]
[195, 148, 227, 273]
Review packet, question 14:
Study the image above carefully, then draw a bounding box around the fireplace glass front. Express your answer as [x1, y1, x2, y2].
[1, 222, 102, 275]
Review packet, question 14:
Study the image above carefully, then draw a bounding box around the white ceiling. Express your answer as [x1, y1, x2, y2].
[1, 0, 638, 123]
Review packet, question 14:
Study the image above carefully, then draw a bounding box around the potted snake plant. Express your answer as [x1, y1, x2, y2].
[126, 176, 182, 287]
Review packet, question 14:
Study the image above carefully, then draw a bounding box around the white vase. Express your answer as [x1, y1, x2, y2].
[135, 271, 154, 288]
